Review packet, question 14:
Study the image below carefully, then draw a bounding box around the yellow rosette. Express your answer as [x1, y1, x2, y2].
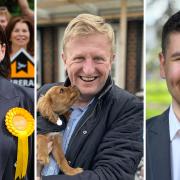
[5, 107, 34, 180]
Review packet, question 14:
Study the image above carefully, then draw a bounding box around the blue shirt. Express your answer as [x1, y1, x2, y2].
[41, 99, 94, 176]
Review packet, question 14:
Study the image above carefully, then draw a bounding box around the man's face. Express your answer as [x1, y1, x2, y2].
[0, 15, 8, 29]
[62, 33, 114, 100]
[160, 32, 180, 108]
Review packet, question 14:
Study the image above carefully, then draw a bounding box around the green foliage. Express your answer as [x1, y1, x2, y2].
[146, 45, 161, 73]
[146, 80, 171, 119]
[0, 0, 34, 16]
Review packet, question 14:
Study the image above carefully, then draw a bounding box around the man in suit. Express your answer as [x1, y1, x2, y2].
[37, 14, 143, 180]
[146, 11, 180, 180]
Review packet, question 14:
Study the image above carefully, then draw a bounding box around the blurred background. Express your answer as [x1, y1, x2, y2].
[37, 0, 144, 101]
[0, 0, 34, 16]
[0, 0, 34, 87]
[146, 0, 180, 119]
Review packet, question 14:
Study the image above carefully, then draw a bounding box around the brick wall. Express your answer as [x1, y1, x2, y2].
[126, 20, 143, 94]
[40, 20, 143, 91]
[41, 27, 59, 84]
[41, 28, 53, 83]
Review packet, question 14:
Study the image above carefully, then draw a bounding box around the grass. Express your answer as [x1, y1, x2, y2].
[146, 80, 171, 119]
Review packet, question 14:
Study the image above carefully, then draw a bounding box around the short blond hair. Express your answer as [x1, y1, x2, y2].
[63, 14, 115, 53]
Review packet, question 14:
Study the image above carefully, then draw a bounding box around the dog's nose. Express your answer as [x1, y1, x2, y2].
[71, 85, 79, 91]
[71, 85, 77, 88]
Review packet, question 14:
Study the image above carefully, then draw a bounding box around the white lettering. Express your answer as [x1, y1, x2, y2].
[11, 79, 34, 87]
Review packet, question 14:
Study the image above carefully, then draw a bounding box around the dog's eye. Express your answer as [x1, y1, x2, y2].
[59, 88, 64, 94]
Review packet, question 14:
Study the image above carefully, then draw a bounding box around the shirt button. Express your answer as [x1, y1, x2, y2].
[83, 130, 87, 135]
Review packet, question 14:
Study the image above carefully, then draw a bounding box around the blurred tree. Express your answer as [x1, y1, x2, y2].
[0, 0, 34, 16]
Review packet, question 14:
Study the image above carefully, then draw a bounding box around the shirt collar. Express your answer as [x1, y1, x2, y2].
[71, 98, 95, 112]
[169, 104, 180, 141]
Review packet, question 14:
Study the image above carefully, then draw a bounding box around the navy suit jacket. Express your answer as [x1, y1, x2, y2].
[146, 109, 172, 180]
[0, 77, 34, 180]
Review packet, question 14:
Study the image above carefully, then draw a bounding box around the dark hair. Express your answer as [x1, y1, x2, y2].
[0, 25, 11, 78]
[162, 11, 180, 55]
[5, 16, 34, 56]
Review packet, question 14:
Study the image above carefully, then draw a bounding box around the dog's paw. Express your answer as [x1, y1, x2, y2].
[75, 167, 83, 174]
[65, 167, 83, 176]
[37, 155, 49, 165]
[36, 176, 41, 180]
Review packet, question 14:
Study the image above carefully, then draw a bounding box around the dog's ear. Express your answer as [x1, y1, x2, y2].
[37, 95, 51, 116]
[37, 95, 51, 117]
[37, 95, 58, 124]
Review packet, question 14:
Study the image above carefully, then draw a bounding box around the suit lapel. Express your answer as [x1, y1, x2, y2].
[149, 110, 171, 180]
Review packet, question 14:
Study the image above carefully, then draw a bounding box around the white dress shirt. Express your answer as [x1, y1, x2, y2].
[169, 105, 180, 180]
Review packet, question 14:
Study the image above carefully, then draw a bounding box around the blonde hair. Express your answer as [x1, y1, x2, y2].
[63, 14, 115, 53]
[0, 7, 11, 22]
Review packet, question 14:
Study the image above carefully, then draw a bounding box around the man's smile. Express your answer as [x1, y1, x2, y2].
[79, 76, 98, 82]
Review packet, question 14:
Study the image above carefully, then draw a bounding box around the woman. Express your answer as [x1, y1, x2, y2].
[5, 16, 34, 57]
[0, 25, 34, 180]
[0, 6, 11, 30]
[5, 16, 34, 88]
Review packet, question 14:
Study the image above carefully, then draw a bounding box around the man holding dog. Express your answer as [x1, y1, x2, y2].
[146, 11, 180, 180]
[38, 13, 143, 180]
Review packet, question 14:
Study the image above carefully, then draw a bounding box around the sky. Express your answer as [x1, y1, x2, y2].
[146, 0, 180, 50]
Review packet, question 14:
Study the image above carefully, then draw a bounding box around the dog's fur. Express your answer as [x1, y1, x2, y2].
[37, 85, 83, 176]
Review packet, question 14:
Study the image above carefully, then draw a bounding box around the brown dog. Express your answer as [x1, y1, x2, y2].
[37, 85, 83, 176]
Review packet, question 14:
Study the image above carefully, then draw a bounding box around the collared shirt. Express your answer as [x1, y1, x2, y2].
[169, 105, 180, 180]
[41, 99, 94, 176]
